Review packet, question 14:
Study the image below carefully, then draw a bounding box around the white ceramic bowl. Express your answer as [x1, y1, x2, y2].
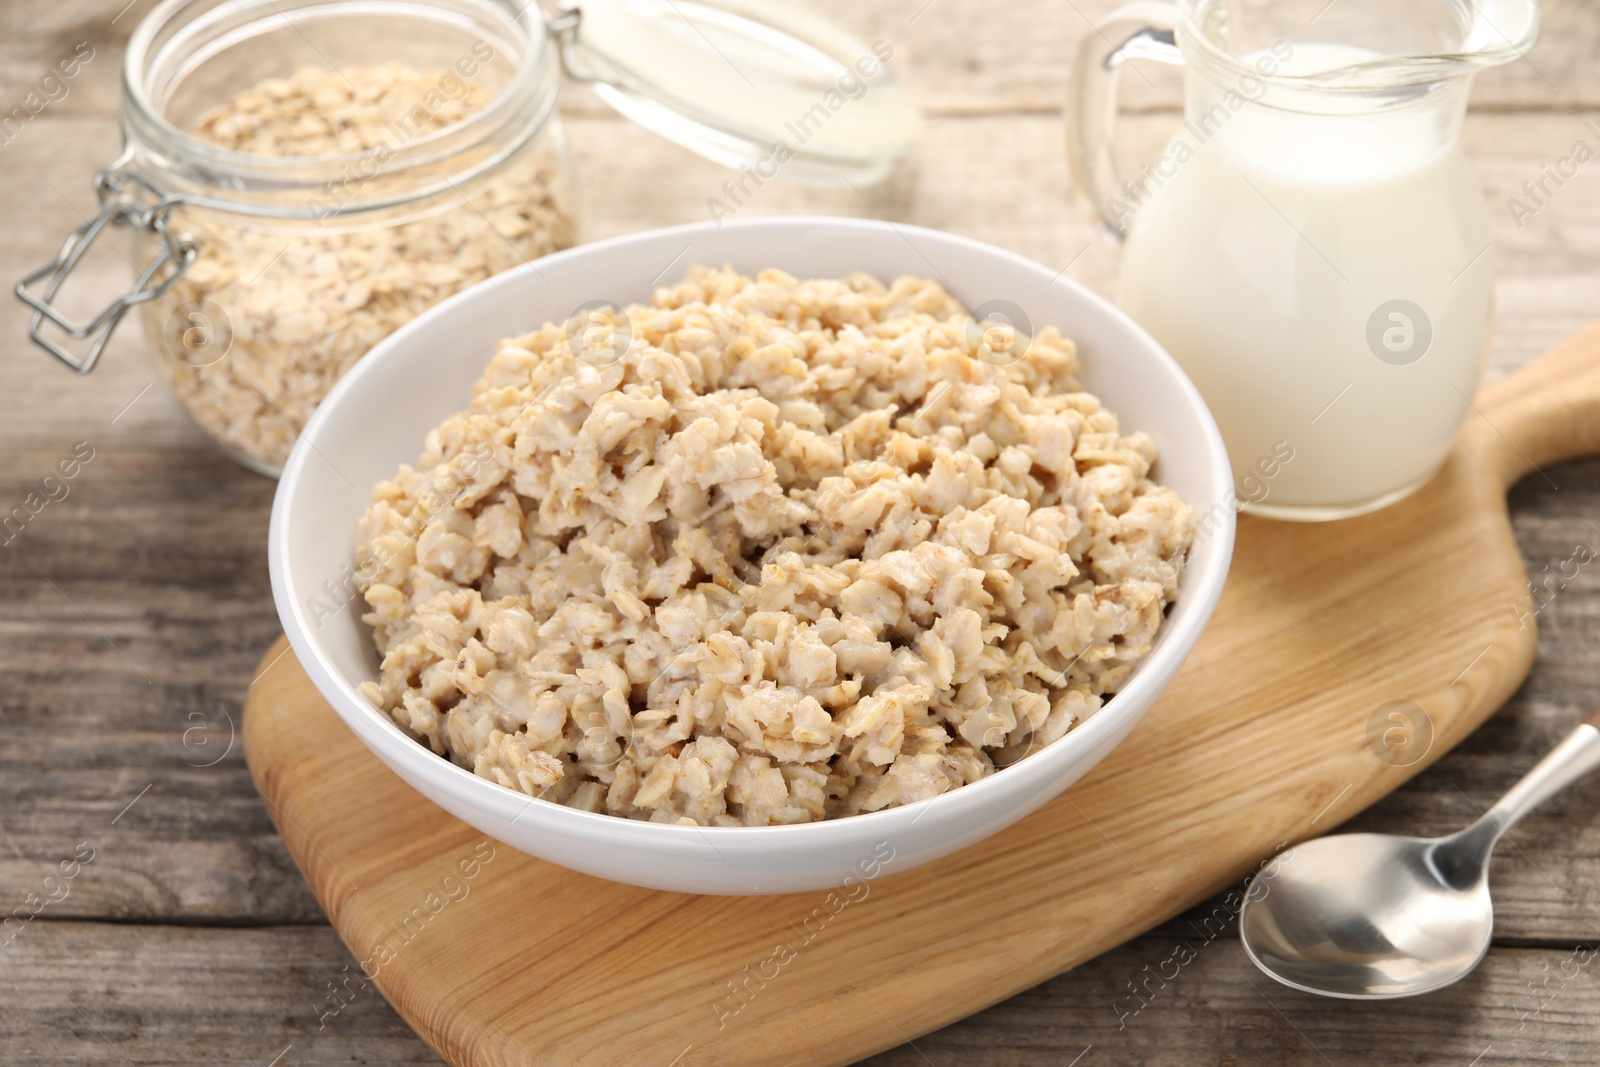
[269, 216, 1234, 895]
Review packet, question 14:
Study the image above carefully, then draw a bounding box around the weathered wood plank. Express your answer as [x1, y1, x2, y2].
[0, 923, 444, 1065]
[2, 922, 1596, 1065]
[0, 447, 318, 923]
[0, 0, 1595, 118]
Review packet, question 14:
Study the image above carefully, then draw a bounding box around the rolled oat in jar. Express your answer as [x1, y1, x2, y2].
[20, 0, 577, 475]
[151, 61, 573, 471]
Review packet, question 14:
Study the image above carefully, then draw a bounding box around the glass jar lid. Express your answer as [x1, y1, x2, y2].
[555, 0, 919, 184]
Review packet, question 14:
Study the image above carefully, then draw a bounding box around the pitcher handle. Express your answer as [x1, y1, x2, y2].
[1066, 1, 1184, 240]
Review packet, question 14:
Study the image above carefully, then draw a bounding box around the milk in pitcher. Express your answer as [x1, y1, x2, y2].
[1067, 0, 1538, 520]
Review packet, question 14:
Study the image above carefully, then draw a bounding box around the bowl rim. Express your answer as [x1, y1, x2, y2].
[269, 214, 1236, 841]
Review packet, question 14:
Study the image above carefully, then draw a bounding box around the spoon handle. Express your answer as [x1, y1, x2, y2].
[1480, 710, 1600, 836]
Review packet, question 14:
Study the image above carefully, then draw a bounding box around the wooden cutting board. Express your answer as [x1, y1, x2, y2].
[244, 321, 1600, 1067]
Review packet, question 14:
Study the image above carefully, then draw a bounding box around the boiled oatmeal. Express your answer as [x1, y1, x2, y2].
[354, 267, 1193, 825]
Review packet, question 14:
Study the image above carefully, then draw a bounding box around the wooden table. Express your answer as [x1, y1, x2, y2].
[3, 0, 1598, 1062]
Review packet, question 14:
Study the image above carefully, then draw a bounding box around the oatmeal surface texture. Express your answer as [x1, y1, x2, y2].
[356, 267, 1194, 826]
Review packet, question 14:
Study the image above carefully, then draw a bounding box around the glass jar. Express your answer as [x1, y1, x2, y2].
[21, 0, 918, 475]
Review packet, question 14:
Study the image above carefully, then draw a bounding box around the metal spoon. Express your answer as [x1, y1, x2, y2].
[1239, 709, 1600, 999]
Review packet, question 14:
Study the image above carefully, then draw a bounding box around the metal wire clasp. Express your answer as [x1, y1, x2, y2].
[546, 5, 582, 44]
[16, 162, 197, 374]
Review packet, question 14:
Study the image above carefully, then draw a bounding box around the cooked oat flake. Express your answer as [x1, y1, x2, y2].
[356, 267, 1193, 826]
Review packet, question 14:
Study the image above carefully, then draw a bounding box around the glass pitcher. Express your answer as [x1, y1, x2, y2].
[1067, 0, 1539, 521]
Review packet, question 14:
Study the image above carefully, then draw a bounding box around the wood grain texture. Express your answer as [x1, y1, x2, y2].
[5, 922, 1600, 1066]
[3, 0, 1596, 118]
[238, 323, 1599, 1066]
[1483, 319, 1600, 484]
[0, 922, 446, 1066]
[0, 0, 1598, 1060]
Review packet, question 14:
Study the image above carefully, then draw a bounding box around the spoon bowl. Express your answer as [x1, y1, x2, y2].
[1240, 832, 1493, 999]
